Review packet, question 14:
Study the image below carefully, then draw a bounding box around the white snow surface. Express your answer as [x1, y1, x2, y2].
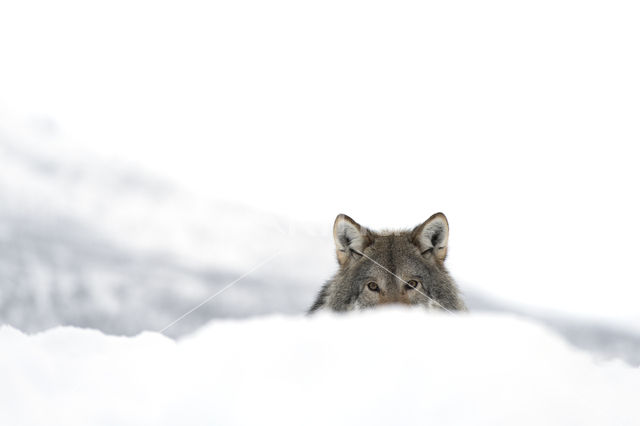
[1, 310, 639, 426]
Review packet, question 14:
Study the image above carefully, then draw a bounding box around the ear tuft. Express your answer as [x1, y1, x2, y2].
[333, 214, 370, 265]
[411, 212, 449, 261]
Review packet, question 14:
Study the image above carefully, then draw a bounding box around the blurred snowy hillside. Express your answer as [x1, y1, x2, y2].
[2, 115, 640, 366]
[0, 114, 335, 337]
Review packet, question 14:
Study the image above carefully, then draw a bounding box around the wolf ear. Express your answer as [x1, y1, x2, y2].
[333, 214, 371, 266]
[411, 213, 449, 261]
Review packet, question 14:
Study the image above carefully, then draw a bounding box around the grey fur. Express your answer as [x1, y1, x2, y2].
[309, 213, 466, 313]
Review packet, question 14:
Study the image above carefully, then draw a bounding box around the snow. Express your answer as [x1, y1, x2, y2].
[1, 1, 640, 421]
[1, 310, 639, 426]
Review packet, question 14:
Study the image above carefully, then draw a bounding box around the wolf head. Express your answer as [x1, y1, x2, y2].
[308, 213, 466, 313]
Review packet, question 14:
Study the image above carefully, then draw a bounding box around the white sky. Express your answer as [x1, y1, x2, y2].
[1, 0, 639, 325]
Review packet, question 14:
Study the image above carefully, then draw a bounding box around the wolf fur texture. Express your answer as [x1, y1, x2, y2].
[309, 213, 466, 313]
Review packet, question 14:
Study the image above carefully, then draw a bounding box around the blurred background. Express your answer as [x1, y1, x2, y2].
[1, 1, 639, 362]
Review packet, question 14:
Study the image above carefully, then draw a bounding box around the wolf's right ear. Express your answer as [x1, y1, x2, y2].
[333, 214, 371, 266]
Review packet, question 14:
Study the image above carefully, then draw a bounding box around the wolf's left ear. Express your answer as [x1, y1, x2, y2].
[411, 213, 449, 261]
[333, 214, 371, 266]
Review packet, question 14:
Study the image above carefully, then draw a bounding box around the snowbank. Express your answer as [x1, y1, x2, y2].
[1, 310, 638, 426]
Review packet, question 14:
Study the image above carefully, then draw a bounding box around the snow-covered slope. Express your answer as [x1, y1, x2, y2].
[0, 115, 332, 336]
[3, 114, 640, 365]
[1, 311, 639, 426]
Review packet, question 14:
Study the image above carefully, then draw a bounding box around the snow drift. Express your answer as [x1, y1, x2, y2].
[1, 310, 639, 426]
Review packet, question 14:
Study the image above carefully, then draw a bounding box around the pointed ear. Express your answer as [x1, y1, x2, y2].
[333, 214, 371, 266]
[411, 213, 449, 261]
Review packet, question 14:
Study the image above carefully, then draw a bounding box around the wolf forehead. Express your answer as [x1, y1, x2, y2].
[343, 232, 432, 271]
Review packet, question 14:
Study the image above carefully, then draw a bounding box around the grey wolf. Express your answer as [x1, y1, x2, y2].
[309, 213, 466, 312]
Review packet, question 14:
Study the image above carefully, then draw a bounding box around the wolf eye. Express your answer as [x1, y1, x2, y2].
[366, 282, 379, 292]
[405, 280, 421, 290]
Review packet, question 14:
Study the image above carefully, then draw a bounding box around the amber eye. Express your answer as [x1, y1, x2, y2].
[367, 282, 379, 292]
[405, 280, 421, 290]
